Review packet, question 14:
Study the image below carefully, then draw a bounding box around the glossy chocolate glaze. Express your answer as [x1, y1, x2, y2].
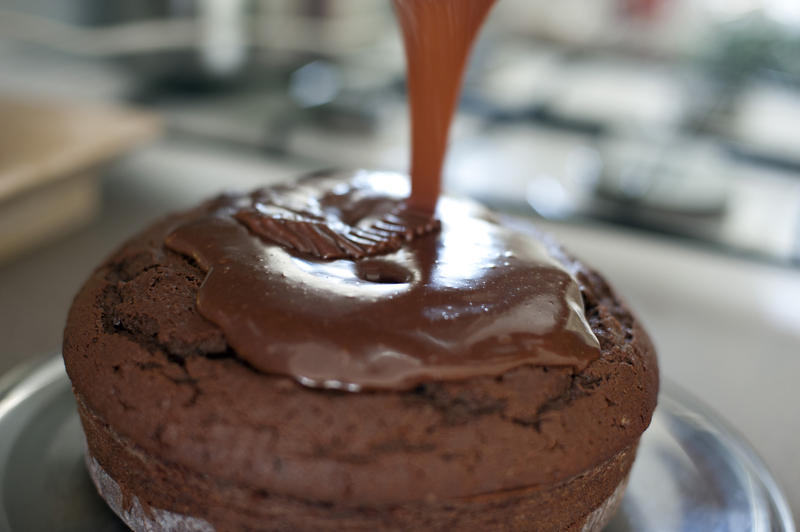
[165, 171, 599, 391]
[162, 0, 598, 392]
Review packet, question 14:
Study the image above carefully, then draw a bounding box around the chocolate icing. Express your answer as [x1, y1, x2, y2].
[165, 171, 600, 391]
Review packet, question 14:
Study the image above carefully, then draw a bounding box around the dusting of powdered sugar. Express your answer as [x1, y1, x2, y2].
[86, 455, 215, 532]
[581, 473, 630, 532]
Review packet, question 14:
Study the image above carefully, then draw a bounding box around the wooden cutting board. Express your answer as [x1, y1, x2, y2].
[0, 96, 160, 262]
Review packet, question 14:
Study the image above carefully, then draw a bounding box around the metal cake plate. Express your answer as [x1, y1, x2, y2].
[0, 356, 795, 532]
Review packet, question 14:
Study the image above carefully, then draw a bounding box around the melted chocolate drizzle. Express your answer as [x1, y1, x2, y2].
[165, 172, 600, 392]
[393, 0, 498, 212]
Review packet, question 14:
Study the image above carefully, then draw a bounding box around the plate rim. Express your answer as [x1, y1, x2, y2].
[658, 380, 796, 532]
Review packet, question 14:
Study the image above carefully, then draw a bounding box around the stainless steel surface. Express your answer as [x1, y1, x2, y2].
[0, 356, 794, 532]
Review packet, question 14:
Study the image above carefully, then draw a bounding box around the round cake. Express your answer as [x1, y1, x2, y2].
[63, 170, 658, 532]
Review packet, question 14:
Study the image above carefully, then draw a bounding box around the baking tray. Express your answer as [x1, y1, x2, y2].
[0, 356, 795, 532]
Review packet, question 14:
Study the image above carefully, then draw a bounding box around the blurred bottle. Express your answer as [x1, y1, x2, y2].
[621, 0, 667, 22]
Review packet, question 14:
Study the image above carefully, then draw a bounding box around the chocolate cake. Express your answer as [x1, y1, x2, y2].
[63, 171, 658, 531]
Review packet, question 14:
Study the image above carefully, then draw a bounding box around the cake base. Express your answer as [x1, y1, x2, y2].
[86, 452, 628, 532]
[87, 455, 214, 532]
[79, 393, 635, 532]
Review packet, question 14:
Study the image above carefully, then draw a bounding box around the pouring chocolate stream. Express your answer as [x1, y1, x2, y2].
[393, 0, 497, 212]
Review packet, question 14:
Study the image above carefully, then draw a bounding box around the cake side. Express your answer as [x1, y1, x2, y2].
[77, 388, 637, 532]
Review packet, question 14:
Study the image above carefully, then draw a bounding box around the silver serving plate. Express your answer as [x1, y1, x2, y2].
[0, 356, 795, 532]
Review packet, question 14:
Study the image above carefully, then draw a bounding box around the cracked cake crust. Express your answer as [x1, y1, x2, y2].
[63, 191, 658, 531]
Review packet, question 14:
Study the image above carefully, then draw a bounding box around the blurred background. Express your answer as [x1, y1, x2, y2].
[0, 0, 799, 522]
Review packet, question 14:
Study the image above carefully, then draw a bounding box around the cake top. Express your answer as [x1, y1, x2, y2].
[164, 171, 600, 391]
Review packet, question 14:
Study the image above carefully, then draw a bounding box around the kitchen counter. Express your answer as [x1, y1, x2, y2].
[0, 137, 798, 523]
